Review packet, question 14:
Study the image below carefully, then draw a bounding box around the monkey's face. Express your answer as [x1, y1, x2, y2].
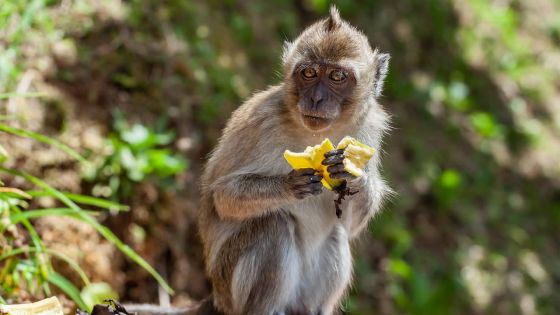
[283, 7, 389, 133]
[293, 63, 356, 131]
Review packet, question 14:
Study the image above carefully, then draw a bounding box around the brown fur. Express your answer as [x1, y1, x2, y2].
[198, 6, 390, 315]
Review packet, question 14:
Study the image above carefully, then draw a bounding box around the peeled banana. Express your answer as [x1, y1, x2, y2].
[284, 136, 375, 190]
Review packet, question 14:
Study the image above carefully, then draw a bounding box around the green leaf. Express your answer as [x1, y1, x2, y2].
[147, 149, 187, 177]
[120, 124, 158, 150]
[119, 147, 148, 181]
[80, 282, 118, 312]
[112, 73, 140, 89]
[154, 131, 175, 146]
[438, 169, 462, 191]
[388, 258, 413, 280]
[470, 112, 501, 139]
[310, 0, 329, 13]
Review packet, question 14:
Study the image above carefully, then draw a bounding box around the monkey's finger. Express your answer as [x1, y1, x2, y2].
[330, 171, 357, 180]
[322, 154, 344, 165]
[294, 181, 323, 191]
[292, 174, 322, 186]
[299, 183, 323, 195]
[308, 175, 323, 183]
[292, 168, 316, 175]
[327, 163, 345, 174]
[309, 182, 324, 191]
[324, 149, 345, 158]
[310, 185, 323, 195]
[293, 183, 323, 198]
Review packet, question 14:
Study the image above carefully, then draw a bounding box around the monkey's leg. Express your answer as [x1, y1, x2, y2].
[209, 211, 300, 315]
[301, 225, 352, 315]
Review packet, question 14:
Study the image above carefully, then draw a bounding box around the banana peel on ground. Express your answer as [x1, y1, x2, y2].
[0, 297, 63, 315]
[0, 298, 134, 315]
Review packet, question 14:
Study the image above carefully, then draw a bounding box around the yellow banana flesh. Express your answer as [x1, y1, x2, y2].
[336, 136, 376, 178]
[284, 137, 375, 190]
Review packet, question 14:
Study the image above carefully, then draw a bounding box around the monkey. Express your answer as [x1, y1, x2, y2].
[195, 6, 391, 315]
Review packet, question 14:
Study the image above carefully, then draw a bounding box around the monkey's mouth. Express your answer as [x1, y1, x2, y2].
[301, 114, 333, 131]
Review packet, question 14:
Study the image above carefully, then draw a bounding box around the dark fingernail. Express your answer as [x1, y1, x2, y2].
[331, 172, 354, 179]
[299, 168, 315, 174]
[312, 182, 323, 189]
[327, 164, 344, 173]
[310, 175, 322, 182]
[322, 155, 344, 165]
[324, 149, 344, 158]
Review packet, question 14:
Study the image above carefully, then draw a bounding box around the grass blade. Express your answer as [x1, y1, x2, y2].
[8, 207, 51, 291]
[0, 167, 174, 294]
[0, 247, 28, 261]
[48, 272, 88, 310]
[0, 187, 31, 199]
[0, 123, 88, 165]
[47, 250, 91, 287]
[9, 207, 46, 254]
[26, 191, 129, 211]
[9, 208, 99, 225]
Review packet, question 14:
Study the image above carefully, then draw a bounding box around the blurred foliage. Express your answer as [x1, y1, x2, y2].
[1, 0, 560, 314]
[83, 112, 187, 201]
[0, 122, 172, 307]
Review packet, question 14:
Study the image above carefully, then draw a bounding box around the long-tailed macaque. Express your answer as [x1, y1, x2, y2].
[198, 6, 390, 315]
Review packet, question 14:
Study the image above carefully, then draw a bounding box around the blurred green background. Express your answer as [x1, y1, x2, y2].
[1, 0, 560, 314]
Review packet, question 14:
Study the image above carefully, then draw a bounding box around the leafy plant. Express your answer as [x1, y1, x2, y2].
[0, 119, 173, 309]
[84, 112, 187, 201]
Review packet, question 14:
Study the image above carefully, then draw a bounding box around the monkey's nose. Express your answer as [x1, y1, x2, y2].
[311, 94, 324, 107]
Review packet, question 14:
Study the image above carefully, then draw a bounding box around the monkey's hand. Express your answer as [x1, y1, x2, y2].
[322, 149, 367, 189]
[287, 168, 324, 199]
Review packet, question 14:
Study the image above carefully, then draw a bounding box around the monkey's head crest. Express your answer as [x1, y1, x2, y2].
[282, 6, 377, 81]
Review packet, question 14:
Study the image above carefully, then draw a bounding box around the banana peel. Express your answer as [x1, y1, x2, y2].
[284, 136, 375, 190]
[0, 297, 63, 315]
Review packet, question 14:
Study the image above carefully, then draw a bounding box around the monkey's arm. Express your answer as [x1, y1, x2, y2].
[211, 169, 323, 220]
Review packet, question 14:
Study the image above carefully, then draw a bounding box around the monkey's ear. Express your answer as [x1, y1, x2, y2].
[282, 40, 294, 64]
[374, 52, 390, 97]
[325, 5, 342, 31]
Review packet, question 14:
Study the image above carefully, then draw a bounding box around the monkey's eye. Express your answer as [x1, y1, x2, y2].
[329, 70, 347, 82]
[302, 67, 317, 79]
